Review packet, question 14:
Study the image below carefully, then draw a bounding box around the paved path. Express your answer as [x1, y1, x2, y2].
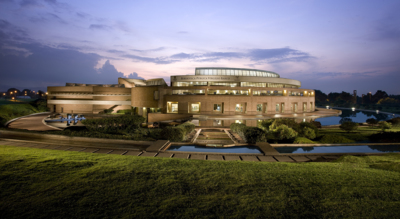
[0, 138, 341, 162]
[7, 113, 59, 131]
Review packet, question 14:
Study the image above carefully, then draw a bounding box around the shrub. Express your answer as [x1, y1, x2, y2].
[293, 137, 316, 144]
[268, 118, 299, 131]
[298, 122, 318, 138]
[366, 118, 378, 127]
[257, 119, 274, 132]
[160, 122, 196, 142]
[319, 134, 355, 143]
[378, 121, 392, 132]
[388, 117, 400, 127]
[242, 127, 267, 144]
[301, 127, 316, 139]
[230, 123, 247, 133]
[82, 115, 146, 132]
[339, 121, 359, 133]
[271, 124, 298, 140]
[311, 121, 322, 128]
[161, 126, 185, 142]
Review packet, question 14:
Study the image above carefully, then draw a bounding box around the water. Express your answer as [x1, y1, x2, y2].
[167, 145, 263, 154]
[275, 145, 400, 154]
[315, 109, 398, 126]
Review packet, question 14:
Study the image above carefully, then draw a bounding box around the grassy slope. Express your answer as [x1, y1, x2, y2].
[1, 146, 400, 218]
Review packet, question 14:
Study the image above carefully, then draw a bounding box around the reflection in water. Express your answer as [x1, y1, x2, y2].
[316, 109, 396, 126]
[275, 145, 400, 154]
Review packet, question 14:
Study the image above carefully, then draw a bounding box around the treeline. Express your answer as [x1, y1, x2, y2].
[315, 90, 400, 113]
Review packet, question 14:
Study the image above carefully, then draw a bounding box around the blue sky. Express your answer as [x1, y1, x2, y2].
[0, 0, 399, 94]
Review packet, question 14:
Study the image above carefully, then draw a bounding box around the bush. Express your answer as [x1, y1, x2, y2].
[161, 127, 185, 142]
[311, 121, 322, 128]
[366, 118, 378, 127]
[298, 122, 318, 138]
[268, 119, 299, 131]
[257, 119, 274, 132]
[319, 134, 355, 143]
[293, 137, 316, 144]
[301, 127, 316, 139]
[271, 124, 298, 140]
[388, 117, 400, 127]
[339, 121, 359, 133]
[230, 123, 247, 133]
[242, 127, 267, 144]
[82, 115, 146, 132]
[161, 122, 196, 142]
[378, 121, 392, 132]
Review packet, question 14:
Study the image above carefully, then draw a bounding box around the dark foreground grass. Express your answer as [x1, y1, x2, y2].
[1, 146, 400, 218]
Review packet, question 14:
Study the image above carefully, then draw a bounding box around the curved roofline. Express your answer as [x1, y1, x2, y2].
[195, 67, 279, 75]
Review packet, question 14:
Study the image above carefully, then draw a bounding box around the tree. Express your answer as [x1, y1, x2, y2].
[366, 118, 378, 127]
[339, 121, 359, 133]
[378, 121, 392, 132]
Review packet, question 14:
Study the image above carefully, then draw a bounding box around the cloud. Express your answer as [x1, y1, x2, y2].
[177, 31, 188, 34]
[89, 24, 112, 30]
[370, 14, 400, 42]
[126, 72, 144, 80]
[19, 0, 42, 8]
[123, 47, 313, 65]
[29, 13, 67, 24]
[130, 47, 167, 53]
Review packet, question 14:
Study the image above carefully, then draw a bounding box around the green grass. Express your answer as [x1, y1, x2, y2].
[0, 103, 41, 126]
[1, 146, 400, 218]
[319, 126, 400, 142]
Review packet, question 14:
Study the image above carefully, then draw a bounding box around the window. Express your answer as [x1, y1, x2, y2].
[172, 104, 178, 113]
[191, 103, 200, 113]
[214, 104, 222, 111]
[168, 102, 179, 113]
[303, 102, 307, 112]
[208, 90, 249, 95]
[172, 89, 205, 95]
[256, 104, 263, 112]
[209, 82, 238, 87]
[310, 102, 313, 111]
[235, 104, 245, 113]
[240, 82, 266, 87]
[275, 104, 280, 113]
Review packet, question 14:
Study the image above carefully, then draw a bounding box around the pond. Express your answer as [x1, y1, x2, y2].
[315, 109, 398, 126]
[275, 145, 400, 154]
[166, 145, 263, 154]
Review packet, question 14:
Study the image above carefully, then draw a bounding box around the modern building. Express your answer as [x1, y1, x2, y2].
[47, 67, 315, 122]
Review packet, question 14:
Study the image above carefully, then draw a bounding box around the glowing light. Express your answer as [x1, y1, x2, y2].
[12, 97, 15, 100]
[10, 92, 13, 94]
[352, 107, 355, 111]
[326, 105, 329, 109]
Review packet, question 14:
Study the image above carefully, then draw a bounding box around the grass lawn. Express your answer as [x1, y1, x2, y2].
[319, 126, 400, 142]
[1, 146, 400, 218]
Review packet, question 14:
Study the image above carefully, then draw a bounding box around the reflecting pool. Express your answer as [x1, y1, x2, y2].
[167, 145, 263, 154]
[275, 145, 400, 154]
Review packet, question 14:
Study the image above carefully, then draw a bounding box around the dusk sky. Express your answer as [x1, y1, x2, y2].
[1, 0, 399, 94]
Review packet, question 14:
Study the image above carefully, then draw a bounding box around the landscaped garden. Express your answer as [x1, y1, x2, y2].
[1, 145, 400, 218]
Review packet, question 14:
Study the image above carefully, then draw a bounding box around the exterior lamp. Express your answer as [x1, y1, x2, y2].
[376, 110, 379, 114]
[326, 105, 329, 109]
[352, 107, 355, 111]
[46, 92, 48, 95]
[12, 97, 15, 100]
[10, 92, 13, 94]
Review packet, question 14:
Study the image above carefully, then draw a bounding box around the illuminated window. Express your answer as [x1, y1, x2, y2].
[235, 104, 244, 113]
[276, 104, 280, 112]
[256, 104, 263, 112]
[171, 104, 178, 113]
[191, 103, 200, 113]
[213, 104, 222, 111]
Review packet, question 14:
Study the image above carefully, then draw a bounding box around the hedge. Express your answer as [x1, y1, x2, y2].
[161, 122, 196, 142]
[81, 115, 145, 132]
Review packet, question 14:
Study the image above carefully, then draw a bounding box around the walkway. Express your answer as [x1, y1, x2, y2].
[0, 138, 340, 162]
[7, 113, 59, 131]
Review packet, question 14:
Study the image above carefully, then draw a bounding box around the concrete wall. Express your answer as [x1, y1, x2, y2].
[131, 86, 160, 108]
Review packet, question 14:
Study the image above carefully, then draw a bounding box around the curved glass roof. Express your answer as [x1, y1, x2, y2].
[195, 67, 280, 78]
